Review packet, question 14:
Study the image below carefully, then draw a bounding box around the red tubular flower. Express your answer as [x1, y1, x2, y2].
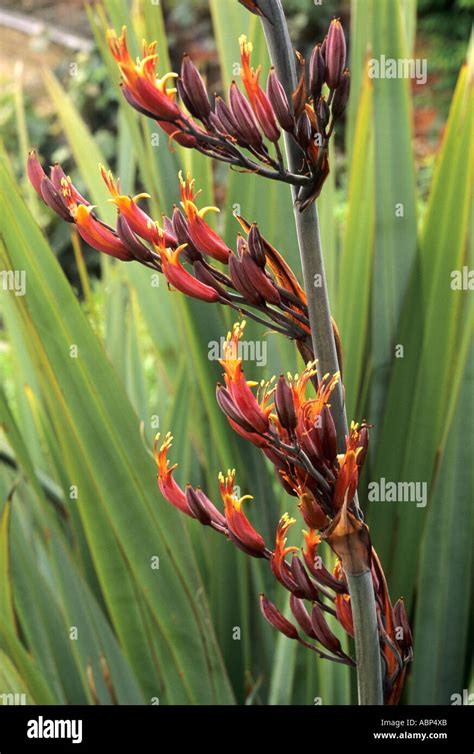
[239, 35, 280, 143]
[108, 27, 203, 149]
[219, 322, 272, 435]
[299, 490, 327, 530]
[334, 563, 355, 636]
[302, 529, 347, 593]
[333, 423, 368, 510]
[100, 166, 176, 246]
[154, 433, 195, 518]
[179, 173, 230, 263]
[62, 180, 134, 261]
[270, 514, 299, 591]
[219, 470, 266, 557]
[27, 151, 74, 221]
[335, 593, 354, 637]
[153, 229, 220, 303]
[107, 27, 180, 122]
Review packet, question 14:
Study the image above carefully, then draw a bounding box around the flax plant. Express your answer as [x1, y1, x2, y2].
[26, 2, 413, 705]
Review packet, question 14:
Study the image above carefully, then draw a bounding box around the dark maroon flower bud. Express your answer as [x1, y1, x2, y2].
[260, 594, 299, 640]
[289, 594, 317, 639]
[295, 110, 313, 149]
[240, 252, 281, 305]
[229, 253, 262, 305]
[208, 111, 225, 135]
[185, 485, 210, 525]
[267, 69, 295, 133]
[178, 54, 212, 122]
[309, 44, 326, 102]
[311, 603, 343, 654]
[291, 555, 320, 601]
[27, 150, 47, 197]
[271, 555, 301, 593]
[172, 206, 200, 262]
[116, 214, 154, 264]
[40, 176, 73, 222]
[185, 485, 226, 528]
[216, 384, 256, 433]
[249, 86, 280, 143]
[194, 260, 228, 299]
[229, 82, 263, 150]
[316, 97, 330, 134]
[247, 223, 266, 268]
[302, 540, 348, 593]
[162, 214, 177, 244]
[325, 19, 347, 90]
[213, 96, 245, 143]
[275, 375, 297, 432]
[355, 424, 369, 467]
[195, 488, 227, 529]
[331, 68, 350, 121]
[316, 405, 338, 466]
[236, 234, 247, 258]
[320, 36, 327, 60]
[171, 206, 190, 244]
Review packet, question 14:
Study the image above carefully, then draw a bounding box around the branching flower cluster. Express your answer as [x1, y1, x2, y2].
[107, 18, 350, 210]
[155, 323, 412, 703]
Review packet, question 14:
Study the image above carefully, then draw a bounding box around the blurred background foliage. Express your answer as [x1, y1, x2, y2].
[0, 0, 472, 705]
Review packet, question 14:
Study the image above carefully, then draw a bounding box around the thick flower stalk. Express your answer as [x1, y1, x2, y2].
[106, 23, 350, 210]
[155, 323, 412, 704]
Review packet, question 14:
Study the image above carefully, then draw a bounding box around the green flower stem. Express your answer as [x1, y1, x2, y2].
[258, 0, 384, 706]
[346, 570, 384, 705]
